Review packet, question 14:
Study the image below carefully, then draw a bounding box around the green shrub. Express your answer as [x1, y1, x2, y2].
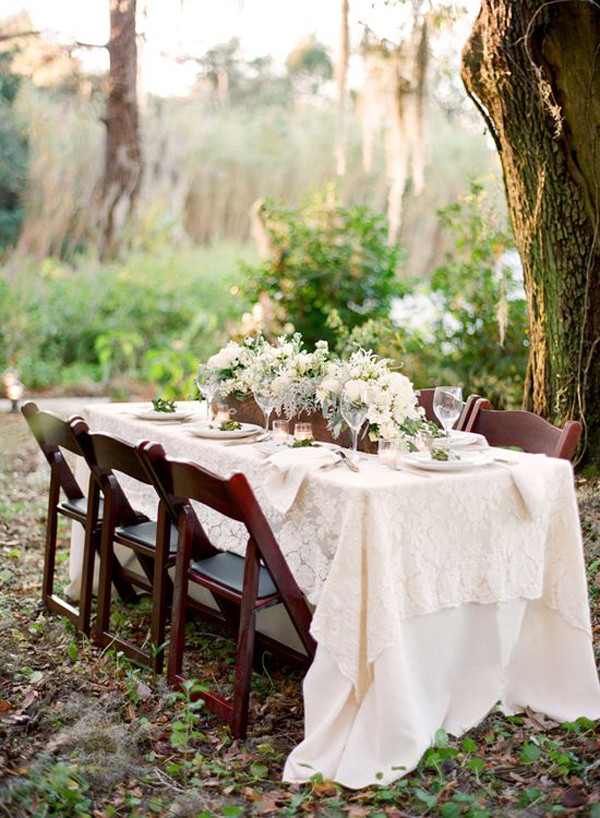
[241, 192, 407, 348]
[424, 183, 528, 407]
[0, 243, 254, 395]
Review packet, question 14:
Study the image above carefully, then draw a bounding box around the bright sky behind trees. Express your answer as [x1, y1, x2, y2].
[3, 0, 478, 96]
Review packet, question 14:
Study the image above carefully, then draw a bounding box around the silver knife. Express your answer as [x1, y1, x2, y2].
[337, 449, 360, 472]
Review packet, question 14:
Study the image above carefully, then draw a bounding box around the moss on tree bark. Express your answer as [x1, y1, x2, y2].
[461, 0, 600, 459]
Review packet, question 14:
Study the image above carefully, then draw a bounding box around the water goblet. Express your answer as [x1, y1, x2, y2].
[340, 383, 369, 455]
[196, 365, 221, 422]
[252, 381, 279, 436]
[433, 386, 463, 437]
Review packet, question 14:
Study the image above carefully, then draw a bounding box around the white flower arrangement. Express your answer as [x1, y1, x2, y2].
[202, 335, 429, 443]
[206, 334, 331, 418]
[317, 347, 425, 442]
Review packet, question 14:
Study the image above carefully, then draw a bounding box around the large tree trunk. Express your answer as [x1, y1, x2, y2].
[461, 0, 600, 459]
[98, 0, 141, 259]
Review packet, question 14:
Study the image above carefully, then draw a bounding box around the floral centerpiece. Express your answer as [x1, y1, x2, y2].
[316, 347, 426, 447]
[200, 334, 431, 449]
[205, 333, 331, 420]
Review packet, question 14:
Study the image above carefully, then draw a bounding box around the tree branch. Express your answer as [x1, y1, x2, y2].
[0, 30, 41, 43]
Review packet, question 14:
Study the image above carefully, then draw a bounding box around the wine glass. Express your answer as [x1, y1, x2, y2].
[433, 386, 463, 437]
[252, 380, 280, 436]
[340, 383, 369, 455]
[196, 365, 221, 422]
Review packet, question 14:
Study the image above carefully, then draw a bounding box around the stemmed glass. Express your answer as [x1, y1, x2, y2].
[253, 379, 280, 436]
[433, 386, 463, 437]
[340, 383, 369, 455]
[196, 365, 221, 422]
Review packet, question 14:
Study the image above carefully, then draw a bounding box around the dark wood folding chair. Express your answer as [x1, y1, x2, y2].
[70, 421, 179, 672]
[20, 401, 134, 635]
[139, 442, 316, 739]
[464, 398, 582, 460]
[417, 389, 483, 431]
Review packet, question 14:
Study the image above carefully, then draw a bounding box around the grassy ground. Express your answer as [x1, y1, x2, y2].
[0, 411, 599, 818]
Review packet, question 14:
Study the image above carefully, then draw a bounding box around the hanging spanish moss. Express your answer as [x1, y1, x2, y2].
[358, 13, 428, 243]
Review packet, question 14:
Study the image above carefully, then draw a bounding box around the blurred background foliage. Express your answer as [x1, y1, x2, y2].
[0, 7, 528, 406]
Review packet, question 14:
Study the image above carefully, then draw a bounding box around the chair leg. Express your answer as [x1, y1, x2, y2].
[95, 492, 116, 646]
[79, 476, 101, 637]
[231, 539, 260, 740]
[42, 470, 61, 607]
[168, 509, 194, 686]
[150, 504, 170, 673]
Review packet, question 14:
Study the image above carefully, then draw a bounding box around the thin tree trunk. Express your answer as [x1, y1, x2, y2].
[461, 0, 600, 459]
[335, 0, 350, 177]
[98, 0, 142, 259]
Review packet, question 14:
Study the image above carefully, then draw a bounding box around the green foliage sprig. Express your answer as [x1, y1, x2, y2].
[152, 397, 177, 413]
[219, 419, 242, 431]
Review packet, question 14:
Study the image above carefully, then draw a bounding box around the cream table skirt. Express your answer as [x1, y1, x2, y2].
[66, 402, 600, 789]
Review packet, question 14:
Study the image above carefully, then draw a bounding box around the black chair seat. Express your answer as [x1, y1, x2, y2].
[116, 520, 178, 553]
[191, 552, 277, 599]
[60, 496, 104, 520]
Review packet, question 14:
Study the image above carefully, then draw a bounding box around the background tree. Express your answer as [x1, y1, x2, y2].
[358, 12, 428, 242]
[98, 0, 141, 259]
[461, 0, 600, 457]
[335, 0, 350, 177]
[285, 35, 333, 96]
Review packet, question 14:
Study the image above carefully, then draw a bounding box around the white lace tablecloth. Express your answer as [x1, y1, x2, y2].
[67, 402, 600, 788]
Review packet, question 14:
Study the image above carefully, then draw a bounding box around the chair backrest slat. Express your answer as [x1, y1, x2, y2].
[466, 399, 582, 460]
[70, 421, 153, 524]
[22, 401, 84, 500]
[84, 432, 153, 485]
[142, 443, 245, 522]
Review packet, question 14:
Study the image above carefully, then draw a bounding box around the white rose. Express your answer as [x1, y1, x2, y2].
[343, 379, 365, 403]
[388, 372, 414, 398]
[221, 343, 242, 365]
[206, 351, 228, 369]
[296, 353, 312, 375]
[271, 375, 290, 396]
[320, 375, 341, 396]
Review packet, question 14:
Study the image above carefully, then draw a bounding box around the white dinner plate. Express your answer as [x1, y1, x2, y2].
[254, 439, 341, 456]
[130, 405, 196, 421]
[188, 422, 263, 440]
[396, 449, 495, 472]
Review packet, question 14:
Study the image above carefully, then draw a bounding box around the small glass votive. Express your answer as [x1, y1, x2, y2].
[378, 438, 398, 467]
[272, 419, 290, 445]
[214, 403, 236, 423]
[294, 422, 313, 441]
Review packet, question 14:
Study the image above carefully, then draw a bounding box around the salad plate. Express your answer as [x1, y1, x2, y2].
[396, 449, 495, 472]
[188, 422, 263, 440]
[130, 405, 196, 421]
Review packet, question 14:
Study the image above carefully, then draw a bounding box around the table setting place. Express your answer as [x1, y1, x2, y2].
[112, 381, 547, 522]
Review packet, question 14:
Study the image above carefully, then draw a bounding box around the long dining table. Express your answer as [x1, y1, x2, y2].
[66, 401, 600, 789]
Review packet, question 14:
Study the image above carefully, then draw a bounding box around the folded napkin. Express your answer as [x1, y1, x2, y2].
[264, 447, 339, 513]
[506, 453, 549, 520]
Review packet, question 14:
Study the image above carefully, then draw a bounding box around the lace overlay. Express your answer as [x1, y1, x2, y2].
[85, 404, 593, 693]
